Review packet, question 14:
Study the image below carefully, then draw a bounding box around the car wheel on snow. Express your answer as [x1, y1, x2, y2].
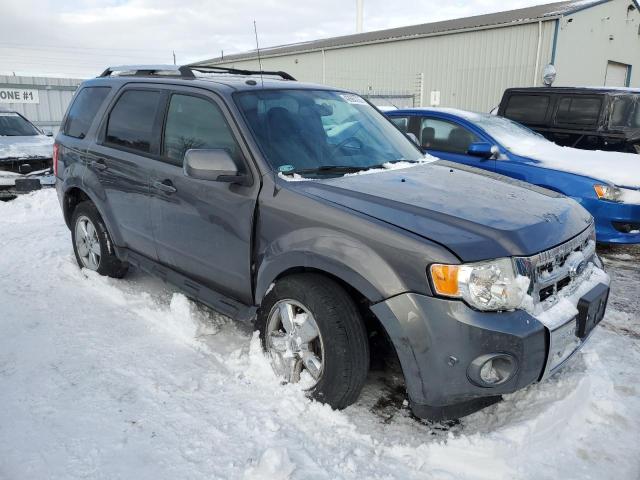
[257, 273, 370, 409]
[71, 201, 128, 278]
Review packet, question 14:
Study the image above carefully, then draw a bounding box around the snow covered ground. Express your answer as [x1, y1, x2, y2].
[1, 189, 639, 480]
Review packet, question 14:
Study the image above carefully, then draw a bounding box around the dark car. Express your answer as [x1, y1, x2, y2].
[54, 65, 610, 420]
[497, 87, 640, 154]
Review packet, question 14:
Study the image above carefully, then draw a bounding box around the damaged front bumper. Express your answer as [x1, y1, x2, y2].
[370, 261, 610, 420]
[0, 167, 55, 200]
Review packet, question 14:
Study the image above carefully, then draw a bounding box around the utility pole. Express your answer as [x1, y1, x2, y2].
[172, 51, 176, 65]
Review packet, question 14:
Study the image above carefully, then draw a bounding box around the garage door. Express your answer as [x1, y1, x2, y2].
[604, 61, 630, 87]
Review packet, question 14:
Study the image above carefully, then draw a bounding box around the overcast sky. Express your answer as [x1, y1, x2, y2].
[0, 0, 548, 78]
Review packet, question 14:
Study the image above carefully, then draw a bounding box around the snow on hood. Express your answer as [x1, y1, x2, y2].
[0, 135, 54, 160]
[278, 155, 438, 182]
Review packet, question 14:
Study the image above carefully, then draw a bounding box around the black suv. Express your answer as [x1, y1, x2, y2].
[498, 87, 640, 154]
[55, 65, 610, 419]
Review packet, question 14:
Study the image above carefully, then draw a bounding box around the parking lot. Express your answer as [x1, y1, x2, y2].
[0, 190, 638, 480]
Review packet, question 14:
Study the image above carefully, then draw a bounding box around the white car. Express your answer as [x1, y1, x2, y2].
[0, 110, 54, 199]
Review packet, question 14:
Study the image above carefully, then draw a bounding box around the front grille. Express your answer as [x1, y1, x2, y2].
[514, 225, 596, 307]
[0, 157, 52, 174]
[612, 221, 640, 233]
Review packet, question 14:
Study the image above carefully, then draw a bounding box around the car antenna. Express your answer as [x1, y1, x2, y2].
[253, 20, 264, 87]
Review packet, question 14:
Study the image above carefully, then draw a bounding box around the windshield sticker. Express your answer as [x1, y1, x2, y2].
[278, 164, 296, 173]
[340, 94, 367, 105]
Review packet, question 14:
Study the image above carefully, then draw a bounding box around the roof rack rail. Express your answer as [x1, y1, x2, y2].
[98, 64, 296, 81]
[189, 65, 296, 81]
[99, 65, 195, 78]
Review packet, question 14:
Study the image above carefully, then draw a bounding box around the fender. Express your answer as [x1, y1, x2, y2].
[254, 227, 408, 305]
[60, 163, 125, 248]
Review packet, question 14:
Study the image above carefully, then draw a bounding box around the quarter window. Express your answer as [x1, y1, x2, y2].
[163, 94, 242, 167]
[64, 87, 111, 139]
[389, 116, 409, 133]
[555, 96, 602, 126]
[105, 90, 162, 153]
[419, 117, 479, 154]
[504, 94, 550, 124]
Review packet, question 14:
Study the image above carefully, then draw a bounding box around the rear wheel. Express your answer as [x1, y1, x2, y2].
[257, 273, 369, 409]
[71, 201, 128, 278]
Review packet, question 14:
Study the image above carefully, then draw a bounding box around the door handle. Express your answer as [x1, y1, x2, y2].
[91, 158, 108, 171]
[153, 179, 177, 194]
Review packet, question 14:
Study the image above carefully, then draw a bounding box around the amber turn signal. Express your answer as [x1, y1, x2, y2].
[429, 264, 460, 296]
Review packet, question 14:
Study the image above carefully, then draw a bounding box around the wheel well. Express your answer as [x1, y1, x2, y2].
[63, 187, 91, 228]
[272, 267, 405, 385]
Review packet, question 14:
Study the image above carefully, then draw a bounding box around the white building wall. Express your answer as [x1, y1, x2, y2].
[0, 76, 82, 134]
[215, 21, 555, 112]
[554, 0, 640, 87]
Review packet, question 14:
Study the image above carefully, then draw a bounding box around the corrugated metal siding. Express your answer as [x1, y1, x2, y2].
[554, 0, 640, 87]
[216, 21, 555, 111]
[0, 76, 82, 134]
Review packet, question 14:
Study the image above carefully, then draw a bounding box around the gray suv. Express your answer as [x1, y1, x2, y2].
[54, 65, 610, 419]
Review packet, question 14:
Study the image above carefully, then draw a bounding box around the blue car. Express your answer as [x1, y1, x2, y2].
[386, 108, 640, 244]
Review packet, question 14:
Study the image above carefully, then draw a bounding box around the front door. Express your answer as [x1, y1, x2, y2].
[415, 116, 495, 171]
[149, 90, 259, 305]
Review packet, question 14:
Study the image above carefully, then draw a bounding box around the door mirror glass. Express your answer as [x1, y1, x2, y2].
[184, 149, 245, 183]
[467, 142, 499, 159]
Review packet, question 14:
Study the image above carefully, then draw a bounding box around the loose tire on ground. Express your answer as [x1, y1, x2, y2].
[257, 273, 370, 409]
[71, 201, 128, 278]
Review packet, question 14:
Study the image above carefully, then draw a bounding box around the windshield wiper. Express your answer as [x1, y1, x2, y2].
[284, 165, 372, 176]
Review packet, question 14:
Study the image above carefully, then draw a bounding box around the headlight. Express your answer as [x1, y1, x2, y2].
[594, 184, 622, 202]
[429, 258, 528, 311]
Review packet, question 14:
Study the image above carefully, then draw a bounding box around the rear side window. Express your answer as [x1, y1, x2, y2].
[106, 90, 162, 153]
[555, 96, 602, 126]
[504, 94, 550, 124]
[64, 87, 111, 139]
[163, 94, 243, 167]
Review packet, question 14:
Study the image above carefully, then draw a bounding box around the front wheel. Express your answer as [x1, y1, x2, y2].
[257, 273, 370, 409]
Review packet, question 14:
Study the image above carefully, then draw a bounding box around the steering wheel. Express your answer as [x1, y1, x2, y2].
[331, 136, 364, 154]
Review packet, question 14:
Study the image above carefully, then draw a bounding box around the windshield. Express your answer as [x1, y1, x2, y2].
[468, 113, 549, 150]
[609, 95, 640, 130]
[0, 112, 40, 136]
[235, 89, 423, 175]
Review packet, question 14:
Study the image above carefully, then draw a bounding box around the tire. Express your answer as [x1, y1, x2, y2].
[71, 201, 128, 278]
[257, 273, 369, 409]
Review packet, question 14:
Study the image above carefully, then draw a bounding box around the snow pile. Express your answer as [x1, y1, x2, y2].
[0, 134, 53, 160]
[0, 190, 639, 480]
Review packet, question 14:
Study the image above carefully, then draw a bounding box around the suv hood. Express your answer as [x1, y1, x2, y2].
[287, 161, 593, 262]
[0, 135, 53, 161]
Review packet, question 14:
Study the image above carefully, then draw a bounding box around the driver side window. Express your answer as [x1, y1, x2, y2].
[419, 117, 479, 154]
[163, 94, 243, 167]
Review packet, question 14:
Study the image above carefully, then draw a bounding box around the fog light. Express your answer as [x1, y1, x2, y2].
[468, 353, 517, 387]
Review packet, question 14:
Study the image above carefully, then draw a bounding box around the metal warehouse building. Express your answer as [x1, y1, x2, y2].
[194, 0, 640, 111]
[0, 76, 82, 134]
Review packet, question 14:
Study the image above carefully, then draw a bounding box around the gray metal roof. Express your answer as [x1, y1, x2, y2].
[193, 0, 607, 66]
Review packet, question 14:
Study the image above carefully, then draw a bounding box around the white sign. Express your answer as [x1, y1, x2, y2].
[430, 90, 441, 107]
[0, 88, 40, 104]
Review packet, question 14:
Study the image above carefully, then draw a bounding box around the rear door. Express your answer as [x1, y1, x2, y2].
[87, 86, 165, 259]
[416, 116, 494, 170]
[149, 88, 259, 305]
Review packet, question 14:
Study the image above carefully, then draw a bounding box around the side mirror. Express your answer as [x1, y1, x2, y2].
[467, 142, 499, 159]
[406, 132, 419, 144]
[184, 149, 247, 184]
[44, 130, 54, 137]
